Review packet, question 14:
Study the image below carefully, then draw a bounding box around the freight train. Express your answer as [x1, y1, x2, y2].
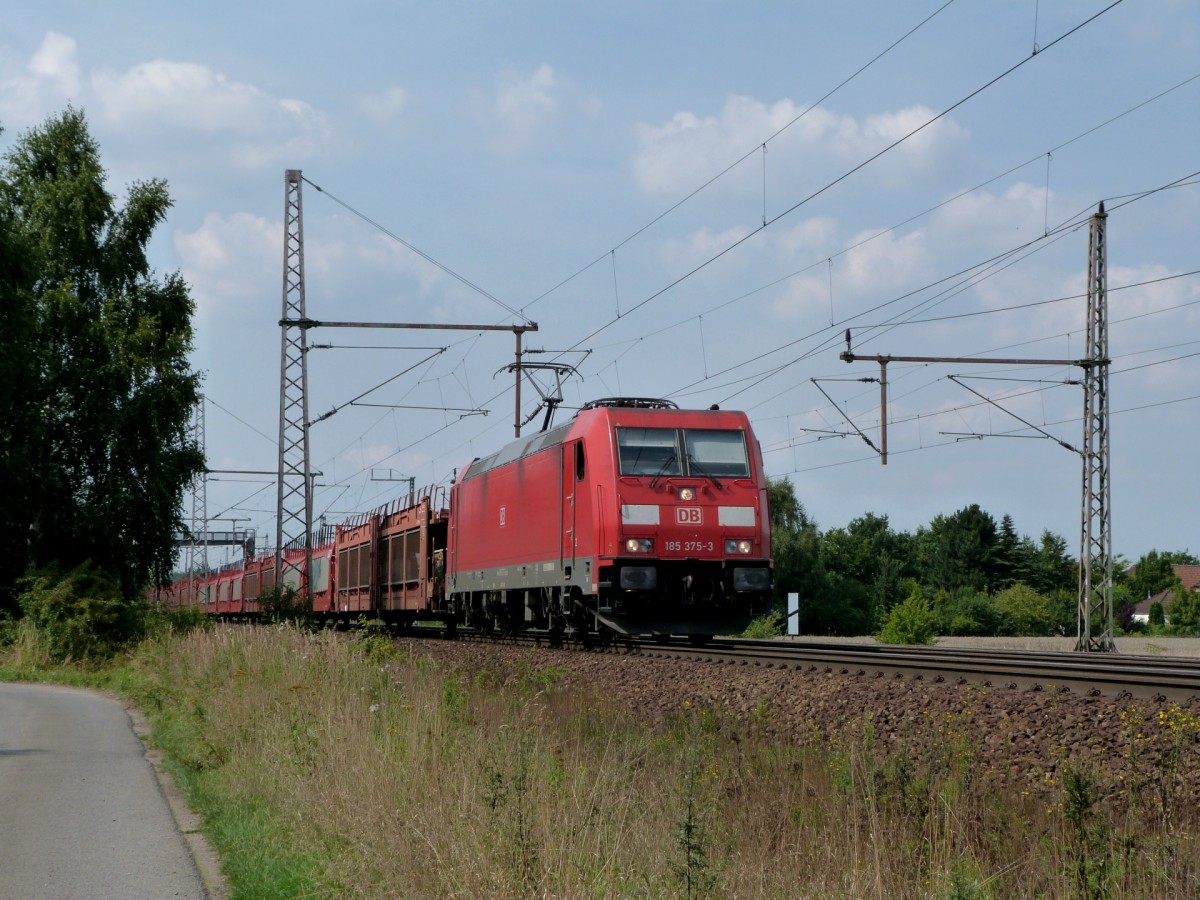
[159, 398, 773, 642]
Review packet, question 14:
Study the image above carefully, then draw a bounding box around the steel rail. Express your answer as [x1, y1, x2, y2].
[635, 639, 1200, 703]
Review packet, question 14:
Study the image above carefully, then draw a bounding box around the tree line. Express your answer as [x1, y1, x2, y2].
[767, 478, 1200, 639]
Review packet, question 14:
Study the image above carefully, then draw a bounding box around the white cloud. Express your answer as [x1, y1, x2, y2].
[841, 227, 926, 293]
[773, 216, 838, 258]
[771, 272, 832, 320]
[302, 227, 448, 305]
[176, 212, 280, 319]
[766, 224, 926, 320]
[658, 225, 752, 271]
[933, 182, 1049, 239]
[91, 59, 335, 167]
[0, 32, 81, 122]
[478, 64, 561, 155]
[633, 94, 968, 196]
[177, 212, 455, 329]
[28, 31, 80, 97]
[859, 106, 964, 162]
[2, 33, 339, 170]
[753, 217, 842, 319]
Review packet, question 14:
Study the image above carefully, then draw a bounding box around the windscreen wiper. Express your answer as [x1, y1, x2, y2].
[649, 452, 677, 488]
[686, 454, 722, 488]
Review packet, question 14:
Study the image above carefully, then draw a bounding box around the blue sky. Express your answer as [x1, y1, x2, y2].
[3, 1, 1197, 568]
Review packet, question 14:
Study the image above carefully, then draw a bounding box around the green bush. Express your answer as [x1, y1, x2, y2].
[1166, 586, 1200, 635]
[17, 562, 145, 662]
[933, 588, 1002, 636]
[993, 583, 1055, 636]
[742, 610, 784, 639]
[877, 587, 936, 645]
[143, 599, 213, 639]
[260, 586, 313, 627]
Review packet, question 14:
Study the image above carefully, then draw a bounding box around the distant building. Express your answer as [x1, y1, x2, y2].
[1128, 564, 1200, 624]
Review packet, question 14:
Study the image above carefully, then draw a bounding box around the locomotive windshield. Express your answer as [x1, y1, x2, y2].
[617, 427, 750, 478]
[684, 429, 751, 477]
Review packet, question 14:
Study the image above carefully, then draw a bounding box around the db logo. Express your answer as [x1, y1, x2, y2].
[675, 507, 703, 525]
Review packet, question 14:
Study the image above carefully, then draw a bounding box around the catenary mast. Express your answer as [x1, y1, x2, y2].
[275, 170, 313, 591]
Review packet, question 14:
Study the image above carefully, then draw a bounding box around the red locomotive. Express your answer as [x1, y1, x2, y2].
[158, 399, 772, 642]
[448, 398, 771, 641]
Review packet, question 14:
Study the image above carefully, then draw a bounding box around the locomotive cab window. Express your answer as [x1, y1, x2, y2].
[617, 427, 750, 478]
[683, 429, 750, 478]
[617, 428, 682, 476]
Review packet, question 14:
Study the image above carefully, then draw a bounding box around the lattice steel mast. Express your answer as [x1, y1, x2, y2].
[275, 170, 313, 590]
[273, 170, 537, 595]
[187, 394, 209, 605]
[840, 203, 1115, 652]
[1076, 203, 1114, 651]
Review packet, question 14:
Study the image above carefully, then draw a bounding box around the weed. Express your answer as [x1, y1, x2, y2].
[672, 748, 717, 898]
[1063, 764, 1120, 899]
[941, 860, 989, 899]
[355, 618, 399, 665]
[259, 585, 313, 627]
[440, 673, 467, 724]
[742, 610, 784, 638]
[512, 652, 565, 695]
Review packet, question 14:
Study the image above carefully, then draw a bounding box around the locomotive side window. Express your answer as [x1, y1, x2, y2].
[575, 441, 586, 481]
[683, 429, 750, 478]
[616, 427, 682, 476]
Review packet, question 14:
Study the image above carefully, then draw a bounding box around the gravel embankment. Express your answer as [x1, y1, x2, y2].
[396, 635, 1200, 808]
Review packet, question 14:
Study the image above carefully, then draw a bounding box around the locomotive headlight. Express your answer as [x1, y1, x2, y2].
[724, 539, 753, 554]
[625, 537, 654, 553]
[678, 487, 695, 501]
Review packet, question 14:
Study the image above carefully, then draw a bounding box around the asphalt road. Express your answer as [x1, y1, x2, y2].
[0, 682, 220, 899]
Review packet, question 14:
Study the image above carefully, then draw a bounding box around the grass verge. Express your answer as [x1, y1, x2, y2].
[4, 624, 1199, 898]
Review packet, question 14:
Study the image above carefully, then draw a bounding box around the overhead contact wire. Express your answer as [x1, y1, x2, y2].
[302, 176, 531, 324]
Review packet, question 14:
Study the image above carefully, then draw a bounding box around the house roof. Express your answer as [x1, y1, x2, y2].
[1125, 565, 1199, 615]
[1125, 562, 1200, 593]
[1177, 564, 1200, 592]
[1131, 595, 1161, 615]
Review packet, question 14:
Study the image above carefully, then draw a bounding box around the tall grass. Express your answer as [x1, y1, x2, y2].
[62, 627, 1200, 897]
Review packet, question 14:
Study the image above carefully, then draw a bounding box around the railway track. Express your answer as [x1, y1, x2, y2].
[447, 630, 1200, 703]
[634, 638, 1200, 703]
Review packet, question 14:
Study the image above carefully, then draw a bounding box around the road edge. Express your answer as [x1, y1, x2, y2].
[125, 704, 229, 900]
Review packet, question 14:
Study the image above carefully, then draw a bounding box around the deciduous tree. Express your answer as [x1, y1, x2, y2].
[918, 504, 999, 593]
[0, 108, 204, 609]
